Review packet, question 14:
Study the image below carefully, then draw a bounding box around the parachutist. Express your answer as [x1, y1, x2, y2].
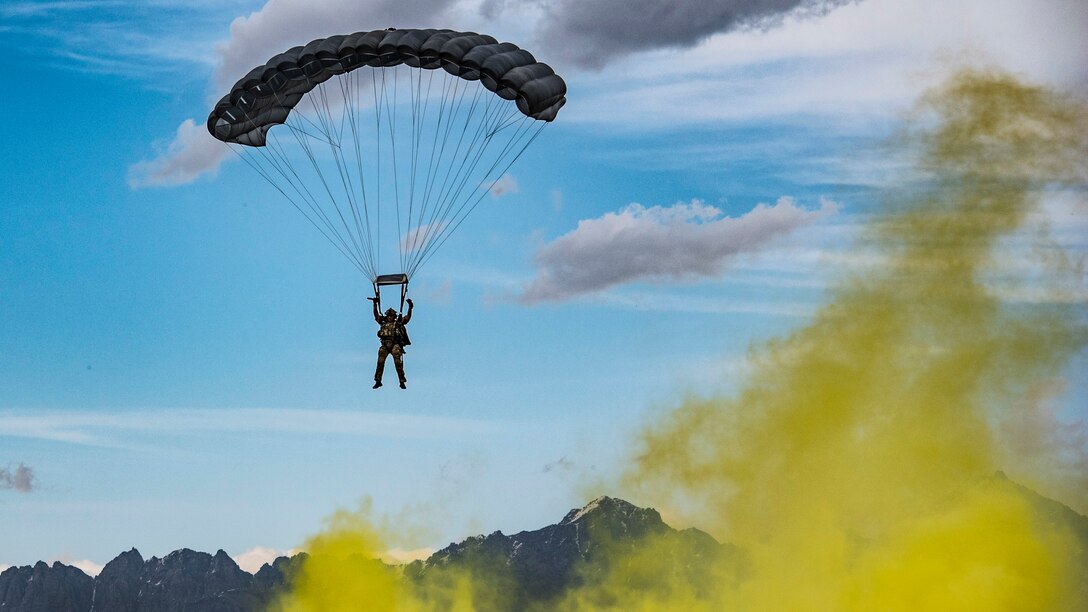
[372, 297, 413, 389]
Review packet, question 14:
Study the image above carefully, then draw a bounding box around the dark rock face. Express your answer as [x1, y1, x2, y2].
[406, 496, 742, 609]
[0, 550, 299, 612]
[91, 547, 144, 612]
[251, 553, 306, 600]
[98, 548, 263, 612]
[4, 487, 1083, 611]
[0, 497, 732, 611]
[0, 561, 93, 612]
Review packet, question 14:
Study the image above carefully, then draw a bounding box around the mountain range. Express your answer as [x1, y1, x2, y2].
[1, 477, 1085, 611]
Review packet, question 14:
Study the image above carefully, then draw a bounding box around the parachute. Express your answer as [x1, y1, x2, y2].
[208, 28, 566, 304]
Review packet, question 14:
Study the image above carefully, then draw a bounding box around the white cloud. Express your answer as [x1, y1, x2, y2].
[128, 119, 230, 188]
[1, 2, 233, 80]
[594, 287, 820, 318]
[488, 173, 518, 198]
[131, 0, 1088, 186]
[379, 547, 434, 564]
[128, 0, 457, 188]
[63, 558, 104, 577]
[0, 408, 500, 448]
[130, 0, 848, 188]
[233, 546, 299, 573]
[530, 0, 853, 69]
[521, 197, 837, 303]
[560, 0, 1088, 128]
[212, 0, 457, 92]
[401, 222, 448, 255]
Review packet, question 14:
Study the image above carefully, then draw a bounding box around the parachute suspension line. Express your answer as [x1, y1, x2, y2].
[409, 119, 544, 276]
[405, 66, 421, 266]
[211, 30, 567, 287]
[404, 65, 436, 277]
[373, 66, 401, 276]
[405, 88, 514, 273]
[267, 130, 372, 276]
[228, 143, 368, 277]
[383, 66, 405, 276]
[346, 67, 371, 212]
[230, 98, 372, 278]
[397, 72, 545, 278]
[287, 92, 375, 279]
[405, 82, 488, 267]
[403, 64, 443, 276]
[316, 75, 375, 277]
[315, 78, 372, 266]
[371, 68, 384, 278]
[413, 71, 462, 252]
[408, 74, 471, 263]
[223, 60, 556, 285]
[350, 68, 384, 280]
[267, 85, 336, 146]
[332, 68, 376, 274]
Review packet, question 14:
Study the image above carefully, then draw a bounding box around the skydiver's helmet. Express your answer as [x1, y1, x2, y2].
[385, 308, 397, 319]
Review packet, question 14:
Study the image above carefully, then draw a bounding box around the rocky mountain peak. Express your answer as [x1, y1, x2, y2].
[560, 495, 662, 527]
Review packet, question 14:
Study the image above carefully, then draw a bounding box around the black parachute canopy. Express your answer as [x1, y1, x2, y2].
[208, 28, 567, 146]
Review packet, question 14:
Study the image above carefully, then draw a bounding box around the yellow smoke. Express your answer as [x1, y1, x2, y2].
[268, 501, 408, 612]
[268, 500, 515, 611]
[270, 67, 1087, 611]
[617, 67, 1088, 610]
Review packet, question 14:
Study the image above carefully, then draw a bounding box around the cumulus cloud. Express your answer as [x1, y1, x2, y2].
[488, 173, 519, 198]
[379, 547, 434, 564]
[129, 0, 860, 188]
[0, 462, 36, 493]
[63, 558, 104, 577]
[530, 0, 856, 68]
[129, 0, 456, 189]
[128, 118, 229, 188]
[212, 0, 457, 92]
[521, 197, 836, 303]
[401, 222, 448, 255]
[233, 545, 430, 573]
[233, 546, 301, 573]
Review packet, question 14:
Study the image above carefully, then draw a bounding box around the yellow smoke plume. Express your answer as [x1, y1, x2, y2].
[269, 499, 517, 611]
[268, 501, 408, 612]
[618, 67, 1088, 610]
[270, 66, 1087, 611]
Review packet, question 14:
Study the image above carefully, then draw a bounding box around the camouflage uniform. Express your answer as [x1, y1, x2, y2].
[373, 301, 412, 388]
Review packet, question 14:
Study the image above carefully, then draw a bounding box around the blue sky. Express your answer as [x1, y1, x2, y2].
[1, 0, 1085, 574]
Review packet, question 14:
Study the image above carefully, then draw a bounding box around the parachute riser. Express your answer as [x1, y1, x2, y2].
[373, 273, 409, 314]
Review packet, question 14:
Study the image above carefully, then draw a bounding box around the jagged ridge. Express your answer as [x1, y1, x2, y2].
[2, 484, 1084, 611]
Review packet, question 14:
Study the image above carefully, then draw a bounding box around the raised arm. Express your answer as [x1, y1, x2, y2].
[401, 299, 413, 324]
[368, 297, 381, 323]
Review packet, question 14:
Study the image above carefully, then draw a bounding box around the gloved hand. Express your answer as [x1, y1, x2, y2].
[406, 298, 414, 307]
